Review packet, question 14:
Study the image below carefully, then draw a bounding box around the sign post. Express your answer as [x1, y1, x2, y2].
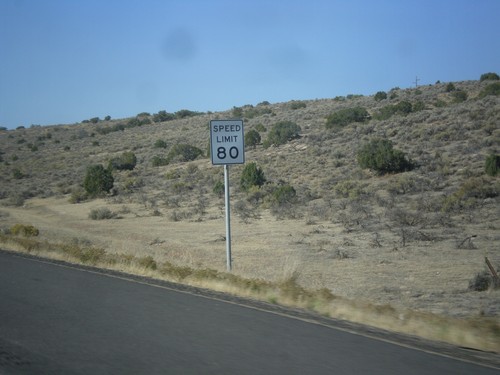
[210, 120, 245, 271]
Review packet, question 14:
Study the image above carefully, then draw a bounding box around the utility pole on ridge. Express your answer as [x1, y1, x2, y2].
[413, 76, 420, 88]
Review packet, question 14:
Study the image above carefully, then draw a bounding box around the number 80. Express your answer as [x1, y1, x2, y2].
[217, 146, 239, 160]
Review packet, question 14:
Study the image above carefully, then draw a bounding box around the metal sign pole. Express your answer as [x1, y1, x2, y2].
[224, 164, 232, 271]
[210, 119, 244, 272]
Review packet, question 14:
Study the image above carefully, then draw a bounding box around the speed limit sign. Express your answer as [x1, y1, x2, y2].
[210, 120, 245, 165]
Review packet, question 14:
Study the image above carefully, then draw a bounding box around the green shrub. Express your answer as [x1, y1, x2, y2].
[271, 184, 297, 205]
[242, 106, 273, 119]
[83, 165, 114, 197]
[175, 109, 202, 119]
[347, 94, 363, 99]
[166, 144, 203, 163]
[485, 154, 500, 176]
[374, 91, 387, 101]
[152, 155, 169, 167]
[451, 90, 468, 103]
[255, 123, 266, 133]
[108, 151, 137, 171]
[479, 82, 500, 98]
[263, 121, 301, 147]
[165, 170, 181, 180]
[373, 101, 413, 120]
[137, 256, 157, 270]
[232, 107, 243, 118]
[69, 187, 88, 203]
[412, 101, 425, 112]
[245, 129, 261, 149]
[240, 162, 266, 191]
[10, 224, 39, 237]
[213, 181, 224, 197]
[10, 194, 24, 207]
[480, 72, 499, 81]
[126, 116, 151, 127]
[441, 177, 498, 212]
[154, 139, 168, 148]
[152, 110, 175, 122]
[394, 100, 413, 114]
[445, 83, 456, 92]
[333, 180, 365, 199]
[326, 107, 369, 129]
[89, 208, 116, 220]
[357, 138, 413, 174]
[12, 168, 24, 179]
[290, 100, 307, 110]
[95, 121, 137, 135]
[79, 247, 106, 265]
[434, 99, 447, 108]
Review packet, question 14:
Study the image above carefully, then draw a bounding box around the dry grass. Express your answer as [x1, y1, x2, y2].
[0, 78, 499, 352]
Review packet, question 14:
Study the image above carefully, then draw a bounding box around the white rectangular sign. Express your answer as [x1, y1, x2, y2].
[210, 120, 245, 165]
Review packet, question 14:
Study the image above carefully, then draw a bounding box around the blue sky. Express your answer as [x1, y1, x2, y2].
[1, 0, 499, 129]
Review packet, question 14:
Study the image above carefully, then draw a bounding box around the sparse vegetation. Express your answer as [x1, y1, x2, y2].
[271, 184, 297, 205]
[373, 101, 414, 120]
[166, 144, 203, 163]
[445, 83, 456, 92]
[240, 162, 266, 191]
[83, 165, 114, 197]
[153, 110, 175, 123]
[325, 107, 369, 129]
[374, 91, 387, 101]
[12, 168, 25, 179]
[0, 77, 499, 353]
[290, 100, 307, 110]
[152, 155, 169, 167]
[154, 139, 168, 149]
[263, 121, 301, 147]
[485, 154, 500, 176]
[108, 151, 137, 171]
[357, 138, 413, 174]
[213, 180, 224, 198]
[480, 72, 499, 81]
[441, 177, 498, 212]
[10, 224, 39, 237]
[245, 129, 261, 149]
[479, 82, 500, 98]
[451, 90, 468, 103]
[89, 207, 116, 220]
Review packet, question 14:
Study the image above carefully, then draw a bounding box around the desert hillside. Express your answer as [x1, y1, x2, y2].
[1, 76, 499, 327]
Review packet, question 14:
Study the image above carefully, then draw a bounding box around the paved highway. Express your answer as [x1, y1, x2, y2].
[0, 250, 498, 374]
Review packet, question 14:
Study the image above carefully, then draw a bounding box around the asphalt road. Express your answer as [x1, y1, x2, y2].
[0, 250, 498, 374]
